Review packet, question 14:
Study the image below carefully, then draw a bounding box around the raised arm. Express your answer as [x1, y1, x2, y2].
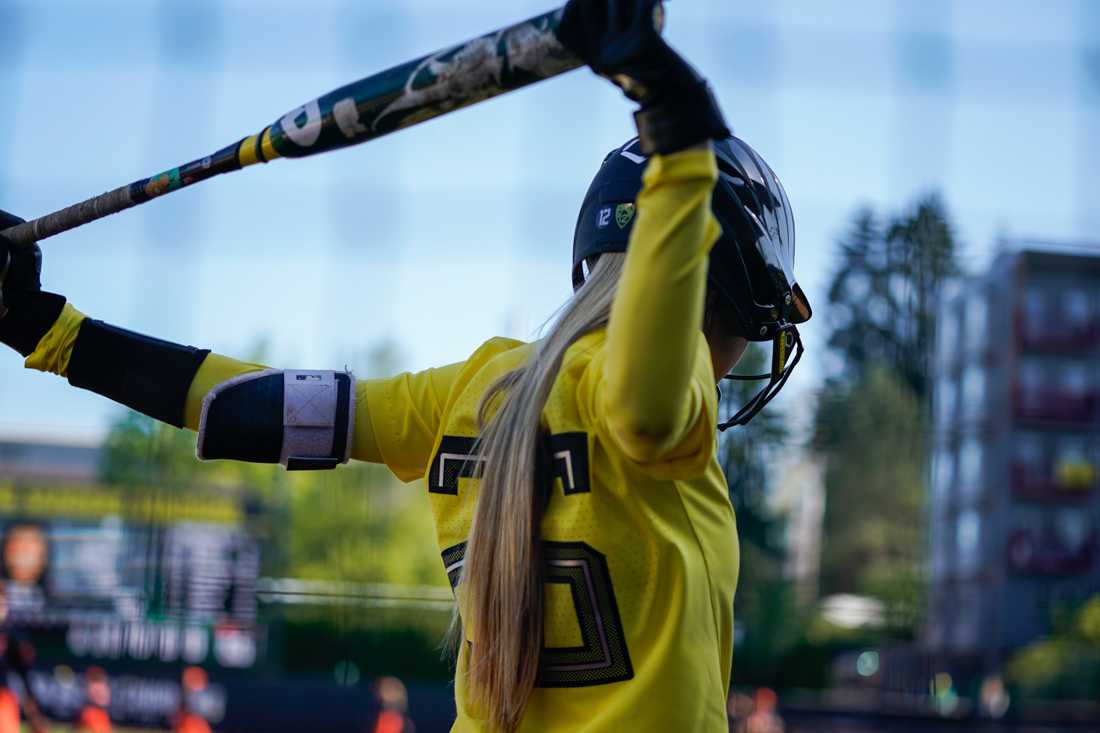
[602, 147, 720, 459]
[557, 0, 729, 463]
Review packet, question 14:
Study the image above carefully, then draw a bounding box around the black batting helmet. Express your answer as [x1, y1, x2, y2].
[571, 136, 811, 428]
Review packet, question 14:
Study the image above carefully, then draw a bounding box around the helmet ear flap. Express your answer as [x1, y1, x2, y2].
[706, 204, 776, 340]
[709, 136, 809, 336]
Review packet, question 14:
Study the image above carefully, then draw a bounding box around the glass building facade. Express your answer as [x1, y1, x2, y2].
[927, 247, 1100, 663]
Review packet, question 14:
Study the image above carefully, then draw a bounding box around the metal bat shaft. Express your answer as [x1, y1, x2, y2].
[1, 6, 578, 248]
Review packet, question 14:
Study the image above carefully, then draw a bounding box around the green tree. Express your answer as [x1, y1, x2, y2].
[720, 345, 804, 683]
[722, 346, 789, 560]
[812, 193, 960, 634]
[98, 409, 285, 496]
[1007, 595, 1100, 700]
[286, 462, 445, 587]
[278, 338, 447, 589]
[825, 194, 958, 397]
[813, 366, 924, 631]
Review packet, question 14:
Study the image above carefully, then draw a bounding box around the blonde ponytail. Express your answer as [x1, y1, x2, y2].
[460, 253, 625, 731]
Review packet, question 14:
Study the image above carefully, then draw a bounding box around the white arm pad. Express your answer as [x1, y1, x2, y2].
[197, 369, 356, 470]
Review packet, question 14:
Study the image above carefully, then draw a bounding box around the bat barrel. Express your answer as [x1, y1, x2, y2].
[265, 7, 579, 159]
[0, 6, 580, 248]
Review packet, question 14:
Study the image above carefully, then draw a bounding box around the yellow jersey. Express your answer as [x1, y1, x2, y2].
[356, 147, 739, 731]
[361, 328, 738, 732]
[26, 147, 739, 731]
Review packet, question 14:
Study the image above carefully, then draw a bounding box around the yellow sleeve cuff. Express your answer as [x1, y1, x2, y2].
[24, 302, 87, 377]
[183, 353, 268, 431]
[642, 146, 720, 190]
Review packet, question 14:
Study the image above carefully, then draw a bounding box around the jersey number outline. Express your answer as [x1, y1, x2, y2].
[428, 432, 590, 495]
[539, 541, 634, 686]
[439, 540, 634, 688]
[432, 432, 630, 686]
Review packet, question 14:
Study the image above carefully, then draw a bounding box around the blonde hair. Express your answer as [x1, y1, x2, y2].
[459, 253, 625, 731]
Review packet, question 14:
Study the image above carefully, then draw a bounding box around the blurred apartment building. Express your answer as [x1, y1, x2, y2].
[926, 246, 1100, 667]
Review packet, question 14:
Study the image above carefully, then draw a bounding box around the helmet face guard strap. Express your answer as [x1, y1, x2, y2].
[718, 326, 803, 430]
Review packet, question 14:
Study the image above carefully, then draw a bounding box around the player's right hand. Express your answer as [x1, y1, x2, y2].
[0, 210, 66, 357]
[556, 0, 729, 154]
[557, 0, 684, 102]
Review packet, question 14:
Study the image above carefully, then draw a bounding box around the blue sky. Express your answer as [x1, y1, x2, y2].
[0, 0, 1096, 441]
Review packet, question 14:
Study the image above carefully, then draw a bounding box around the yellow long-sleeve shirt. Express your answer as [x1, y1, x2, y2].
[27, 147, 736, 731]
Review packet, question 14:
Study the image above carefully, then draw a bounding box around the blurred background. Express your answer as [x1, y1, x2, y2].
[1, 0, 1098, 730]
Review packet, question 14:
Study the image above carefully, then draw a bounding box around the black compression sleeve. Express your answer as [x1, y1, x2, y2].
[0, 292, 66, 357]
[67, 320, 210, 428]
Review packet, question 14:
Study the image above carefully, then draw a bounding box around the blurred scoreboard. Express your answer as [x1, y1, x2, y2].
[0, 482, 264, 669]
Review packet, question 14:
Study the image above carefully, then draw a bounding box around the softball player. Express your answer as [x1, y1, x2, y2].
[0, 1, 810, 730]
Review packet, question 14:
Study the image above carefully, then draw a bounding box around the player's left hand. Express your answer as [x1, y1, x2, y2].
[0, 209, 66, 356]
[1, 210, 43, 312]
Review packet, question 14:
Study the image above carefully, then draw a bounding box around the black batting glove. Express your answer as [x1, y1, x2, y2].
[556, 0, 730, 155]
[0, 210, 66, 357]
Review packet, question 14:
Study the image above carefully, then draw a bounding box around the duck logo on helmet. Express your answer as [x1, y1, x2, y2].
[615, 203, 635, 229]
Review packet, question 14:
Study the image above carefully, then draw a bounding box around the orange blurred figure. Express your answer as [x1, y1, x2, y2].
[175, 713, 212, 733]
[74, 666, 111, 733]
[370, 677, 414, 733]
[172, 666, 211, 733]
[0, 686, 20, 733]
[743, 687, 784, 733]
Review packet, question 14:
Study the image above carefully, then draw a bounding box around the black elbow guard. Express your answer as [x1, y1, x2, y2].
[67, 319, 209, 428]
[197, 370, 355, 471]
